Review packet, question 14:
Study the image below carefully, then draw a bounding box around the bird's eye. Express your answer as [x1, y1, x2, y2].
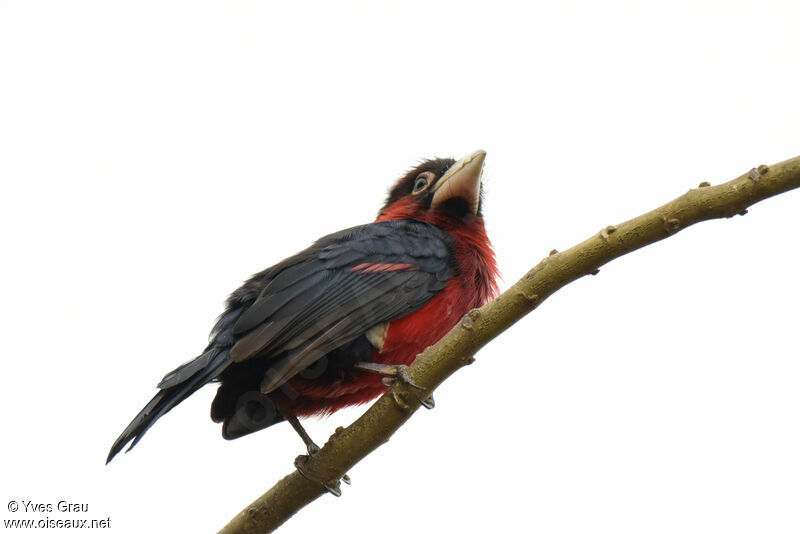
[412, 172, 434, 194]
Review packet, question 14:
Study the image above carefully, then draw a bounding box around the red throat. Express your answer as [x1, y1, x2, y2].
[376, 196, 500, 304]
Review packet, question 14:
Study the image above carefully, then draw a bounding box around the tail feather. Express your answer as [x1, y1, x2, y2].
[208, 356, 285, 441]
[106, 348, 230, 463]
[156, 350, 217, 389]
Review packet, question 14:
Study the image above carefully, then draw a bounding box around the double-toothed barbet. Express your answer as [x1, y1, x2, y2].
[107, 150, 499, 489]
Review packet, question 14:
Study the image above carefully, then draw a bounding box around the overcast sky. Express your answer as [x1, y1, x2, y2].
[1, 2, 799, 533]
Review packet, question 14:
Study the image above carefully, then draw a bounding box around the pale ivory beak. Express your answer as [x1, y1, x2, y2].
[431, 149, 486, 215]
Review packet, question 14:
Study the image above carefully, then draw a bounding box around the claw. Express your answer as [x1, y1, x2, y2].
[418, 394, 435, 410]
[293, 455, 313, 480]
[392, 390, 411, 411]
[299, 439, 351, 491]
[294, 455, 343, 497]
[323, 482, 343, 497]
[303, 444, 351, 490]
[386, 366, 426, 390]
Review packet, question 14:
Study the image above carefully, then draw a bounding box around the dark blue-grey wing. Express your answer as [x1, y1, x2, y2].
[107, 220, 452, 464]
[227, 219, 453, 393]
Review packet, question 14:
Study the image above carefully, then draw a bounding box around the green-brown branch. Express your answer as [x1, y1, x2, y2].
[219, 155, 800, 534]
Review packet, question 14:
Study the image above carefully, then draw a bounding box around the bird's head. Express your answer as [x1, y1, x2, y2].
[377, 150, 487, 225]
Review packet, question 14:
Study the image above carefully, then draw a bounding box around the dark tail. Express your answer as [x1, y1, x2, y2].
[106, 347, 230, 464]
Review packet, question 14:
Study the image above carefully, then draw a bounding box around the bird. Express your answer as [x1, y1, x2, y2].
[107, 150, 499, 482]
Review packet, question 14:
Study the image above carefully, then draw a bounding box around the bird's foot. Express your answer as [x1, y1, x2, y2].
[354, 362, 434, 410]
[280, 407, 351, 493]
[302, 439, 351, 490]
[381, 366, 425, 391]
[353, 362, 425, 390]
[294, 455, 345, 497]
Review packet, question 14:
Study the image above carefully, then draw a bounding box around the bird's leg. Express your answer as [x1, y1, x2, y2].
[283, 410, 321, 455]
[353, 362, 435, 410]
[276, 404, 350, 495]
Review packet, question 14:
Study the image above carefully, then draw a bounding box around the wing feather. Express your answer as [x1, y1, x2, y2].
[225, 220, 453, 392]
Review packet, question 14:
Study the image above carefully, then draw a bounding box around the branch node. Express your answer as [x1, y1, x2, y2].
[663, 217, 681, 233]
[738, 209, 748, 216]
[589, 268, 600, 276]
[698, 181, 711, 187]
[758, 164, 770, 175]
[749, 167, 761, 181]
[461, 309, 481, 330]
[515, 290, 539, 304]
[599, 225, 617, 242]
[549, 249, 558, 256]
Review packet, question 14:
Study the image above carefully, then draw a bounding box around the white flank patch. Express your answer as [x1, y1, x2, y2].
[365, 322, 388, 352]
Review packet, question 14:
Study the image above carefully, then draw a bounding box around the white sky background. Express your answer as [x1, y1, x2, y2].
[1, 1, 799, 532]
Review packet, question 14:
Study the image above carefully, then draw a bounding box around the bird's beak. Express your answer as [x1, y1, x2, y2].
[431, 149, 486, 215]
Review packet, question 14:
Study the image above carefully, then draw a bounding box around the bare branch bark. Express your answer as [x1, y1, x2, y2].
[218, 155, 800, 534]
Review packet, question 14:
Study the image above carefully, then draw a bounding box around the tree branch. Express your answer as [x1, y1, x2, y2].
[218, 155, 800, 534]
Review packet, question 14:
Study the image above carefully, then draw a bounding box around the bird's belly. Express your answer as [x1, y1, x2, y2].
[287, 280, 474, 417]
[374, 284, 467, 366]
